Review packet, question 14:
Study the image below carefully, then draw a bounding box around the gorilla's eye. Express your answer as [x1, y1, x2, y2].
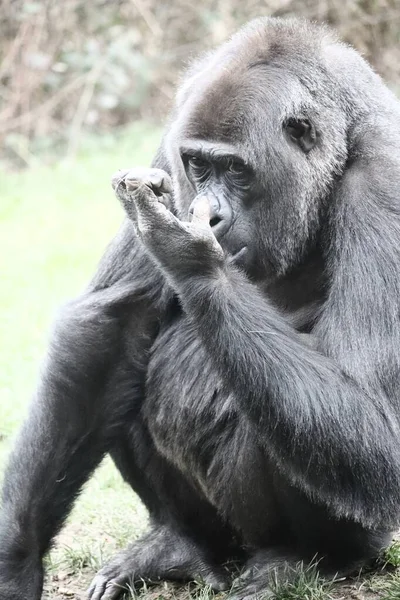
[188, 156, 208, 171]
[186, 155, 210, 186]
[284, 118, 317, 153]
[226, 161, 251, 188]
[228, 161, 246, 175]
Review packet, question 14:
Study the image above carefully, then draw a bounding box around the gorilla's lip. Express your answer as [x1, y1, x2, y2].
[232, 246, 248, 260]
[229, 246, 248, 266]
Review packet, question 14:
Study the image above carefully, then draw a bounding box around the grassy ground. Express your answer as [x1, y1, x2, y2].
[0, 124, 399, 600]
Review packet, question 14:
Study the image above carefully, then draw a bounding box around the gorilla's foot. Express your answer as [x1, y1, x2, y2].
[229, 549, 302, 600]
[87, 525, 230, 600]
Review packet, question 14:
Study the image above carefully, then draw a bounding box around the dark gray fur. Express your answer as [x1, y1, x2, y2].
[1, 17, 400, 600]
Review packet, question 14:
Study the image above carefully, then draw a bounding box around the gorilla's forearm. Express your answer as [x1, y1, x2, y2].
[176, 264, 400, 529]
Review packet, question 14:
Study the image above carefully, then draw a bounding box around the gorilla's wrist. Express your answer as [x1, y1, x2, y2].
[172, 261, 236, 308]
[146, 241, 226, 290]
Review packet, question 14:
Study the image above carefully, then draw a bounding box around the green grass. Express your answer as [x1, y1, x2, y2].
[0, 123, 399, 599]
[383, 541, 400, 569]
[362, 568, 400, 600]
[266, 562, 334, 600]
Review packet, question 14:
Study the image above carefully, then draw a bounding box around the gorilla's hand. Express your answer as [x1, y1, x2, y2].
[112, 167, 224, 280]
[112, 167, 174, 220]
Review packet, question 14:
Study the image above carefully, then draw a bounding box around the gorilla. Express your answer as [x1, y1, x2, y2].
[1, 16, 400, 600]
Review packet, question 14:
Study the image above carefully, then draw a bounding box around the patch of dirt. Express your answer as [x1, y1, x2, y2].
[43, 569, 93, 600]
[330, 578, 382, 600]
[43, 573, 196, 600]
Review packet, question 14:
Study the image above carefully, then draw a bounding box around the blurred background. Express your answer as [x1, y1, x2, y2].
[0, 2, 400, 598]
[1, 0, 400, 169]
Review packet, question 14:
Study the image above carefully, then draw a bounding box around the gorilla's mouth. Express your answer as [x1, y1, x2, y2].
[232, 246, 248, 260]
[229, 246, 249, 267]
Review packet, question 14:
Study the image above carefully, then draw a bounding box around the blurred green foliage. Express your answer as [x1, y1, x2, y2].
[0, 0, 399, 167]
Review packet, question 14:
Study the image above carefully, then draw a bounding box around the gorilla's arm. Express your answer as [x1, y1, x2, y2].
[126, 163, 400, 531]
[177, 265, 400, 529]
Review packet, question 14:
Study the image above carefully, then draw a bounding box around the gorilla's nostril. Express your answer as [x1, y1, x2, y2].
[210, 216, 222, 228]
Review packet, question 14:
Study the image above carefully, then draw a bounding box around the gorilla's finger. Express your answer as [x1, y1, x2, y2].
[149, 172, 173, 195]
[191, 196, 211, 226]
[111, 169, 130, 191]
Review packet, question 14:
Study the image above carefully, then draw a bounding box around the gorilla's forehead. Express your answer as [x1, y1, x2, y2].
[172, 18, 338, 157]
[176, 64, 307, 161]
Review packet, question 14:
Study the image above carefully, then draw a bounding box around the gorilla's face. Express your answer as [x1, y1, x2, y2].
[166, 30, 350, 280]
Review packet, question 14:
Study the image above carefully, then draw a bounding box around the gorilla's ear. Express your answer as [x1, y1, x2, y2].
[316, 124, 400, 386]
[284, 118, 318, 153]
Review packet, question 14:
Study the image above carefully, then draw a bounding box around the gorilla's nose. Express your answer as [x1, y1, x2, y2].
[189, 195, 232, 239]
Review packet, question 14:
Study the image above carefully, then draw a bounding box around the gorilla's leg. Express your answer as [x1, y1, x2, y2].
[0, 283, 153, 600]
[227, 480, 392, 600]
[88, 423, 237, 600]
[230, 527, 391, 600]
